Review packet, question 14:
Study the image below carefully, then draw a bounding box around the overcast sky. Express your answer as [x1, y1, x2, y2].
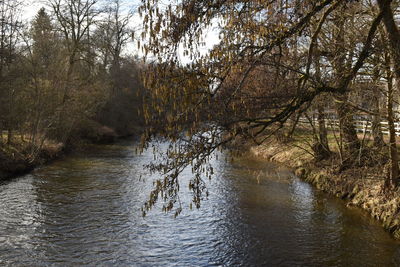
[22, 0, 220, 64]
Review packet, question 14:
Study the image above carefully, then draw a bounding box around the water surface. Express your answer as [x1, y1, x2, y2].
[0, 140, 399, 266]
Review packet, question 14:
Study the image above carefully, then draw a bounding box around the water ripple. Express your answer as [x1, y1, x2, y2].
[0, 140, 399, 266]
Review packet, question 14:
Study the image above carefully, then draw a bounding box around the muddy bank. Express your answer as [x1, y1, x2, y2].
[250, 139, 400, 239]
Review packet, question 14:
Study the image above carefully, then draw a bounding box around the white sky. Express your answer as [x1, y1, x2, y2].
[21, 0, 42, 19]
[21, 0, 220, 64]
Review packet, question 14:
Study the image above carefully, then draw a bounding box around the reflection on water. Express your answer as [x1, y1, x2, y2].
[0, 140, 400, 266]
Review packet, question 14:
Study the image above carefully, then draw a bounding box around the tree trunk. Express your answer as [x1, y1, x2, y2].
[332, 7, 360, 163]
[7, 128, 12, 145]
[378, 0, 400, 188]
[312, 46, 331, 160]
[371, 65, 384, 147]
[372, 84, 384, 147]
[317, 104, 330, 155]
[7, 81, 14, 146]
[312, 103, 331, 161]
[335, 94, 360, 161]
[385, 67, 399, 189]
[378, 0, 400, 79]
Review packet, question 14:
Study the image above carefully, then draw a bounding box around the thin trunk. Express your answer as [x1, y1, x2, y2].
[286, 112, 301, 139]
[312, 104, 331, 161]
[372, 84, 384, 147]
[317, 104, 330, 155]
[336, 94, 360, 160]
[386, 66, 399, 189]
[7, 79, 13, 146]
[312, 49, 331, 160]
[7, 129, 12, 145]
[378, 0, 400, 79]
[333, 6, 360, 162]
[57, 52, 76, 143]
[62, 53, 75, 104]
[371, 63, 384, 147]
[378, 0, 400, 188]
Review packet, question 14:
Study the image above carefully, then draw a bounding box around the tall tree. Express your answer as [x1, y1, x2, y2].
[139, 0, 385, 214]
[95, 0, 133, 92]
[377, 0, 400, 188]
[0, 0, 23, 145]
[49, 0, 98, 101]
[49, 0, 102, 142]
[24, 8, 62, 152]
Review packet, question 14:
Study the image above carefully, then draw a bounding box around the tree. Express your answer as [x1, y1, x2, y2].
[94, 0, 134, 92]
[0, 0, 23, 145]
[0, 0, 145, 172]
[377, 0, 400, 188]
[23, 8, 62, 153]
[139, 0, 388, 214]
[48, 0, 106, 143]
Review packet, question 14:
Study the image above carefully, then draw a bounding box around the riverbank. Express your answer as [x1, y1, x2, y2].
[250, 137, 400, 239]
[0, 139, 64, 180]
[0, 123, 143, 181]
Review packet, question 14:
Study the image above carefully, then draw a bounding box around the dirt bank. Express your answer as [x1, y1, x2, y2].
[0, 140, 64, 181]
[250, 139, 400, 239]
[0, 121, 143, 181]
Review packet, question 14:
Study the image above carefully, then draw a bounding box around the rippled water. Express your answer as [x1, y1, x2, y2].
[1, 140, 400, 266]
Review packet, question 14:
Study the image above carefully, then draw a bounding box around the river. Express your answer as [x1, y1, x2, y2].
[0, 140, 399, 266]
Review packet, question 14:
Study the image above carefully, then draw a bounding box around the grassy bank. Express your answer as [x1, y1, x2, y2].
[250, 136, 400, 239]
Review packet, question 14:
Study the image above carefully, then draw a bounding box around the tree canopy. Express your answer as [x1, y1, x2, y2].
[138, 0, 400, 215]
[0, 0, 143, 167]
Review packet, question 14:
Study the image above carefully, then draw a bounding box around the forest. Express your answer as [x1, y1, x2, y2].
[0, 0, 143, 176]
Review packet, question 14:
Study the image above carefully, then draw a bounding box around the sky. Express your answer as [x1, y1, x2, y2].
[22, 0, 220, 65]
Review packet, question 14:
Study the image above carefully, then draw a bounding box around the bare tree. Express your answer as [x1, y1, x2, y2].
[95, 0, 133, 92]
[0, 0, 23, 145]
[48, 0, 101, 142]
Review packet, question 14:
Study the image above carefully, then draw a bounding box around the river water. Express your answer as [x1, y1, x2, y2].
[0, 140, 400, 266]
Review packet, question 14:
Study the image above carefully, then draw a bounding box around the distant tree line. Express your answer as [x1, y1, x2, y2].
[0, 0, 143, 160]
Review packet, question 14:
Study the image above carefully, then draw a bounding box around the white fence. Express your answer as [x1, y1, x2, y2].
[299, 118, 400, 136]
[353, 120, 400, 136]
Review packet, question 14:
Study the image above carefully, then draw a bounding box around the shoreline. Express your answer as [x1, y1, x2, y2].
[249, 139, 400, 239]
[0, 132, 139, 182]
[0, 141, 65, 182]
